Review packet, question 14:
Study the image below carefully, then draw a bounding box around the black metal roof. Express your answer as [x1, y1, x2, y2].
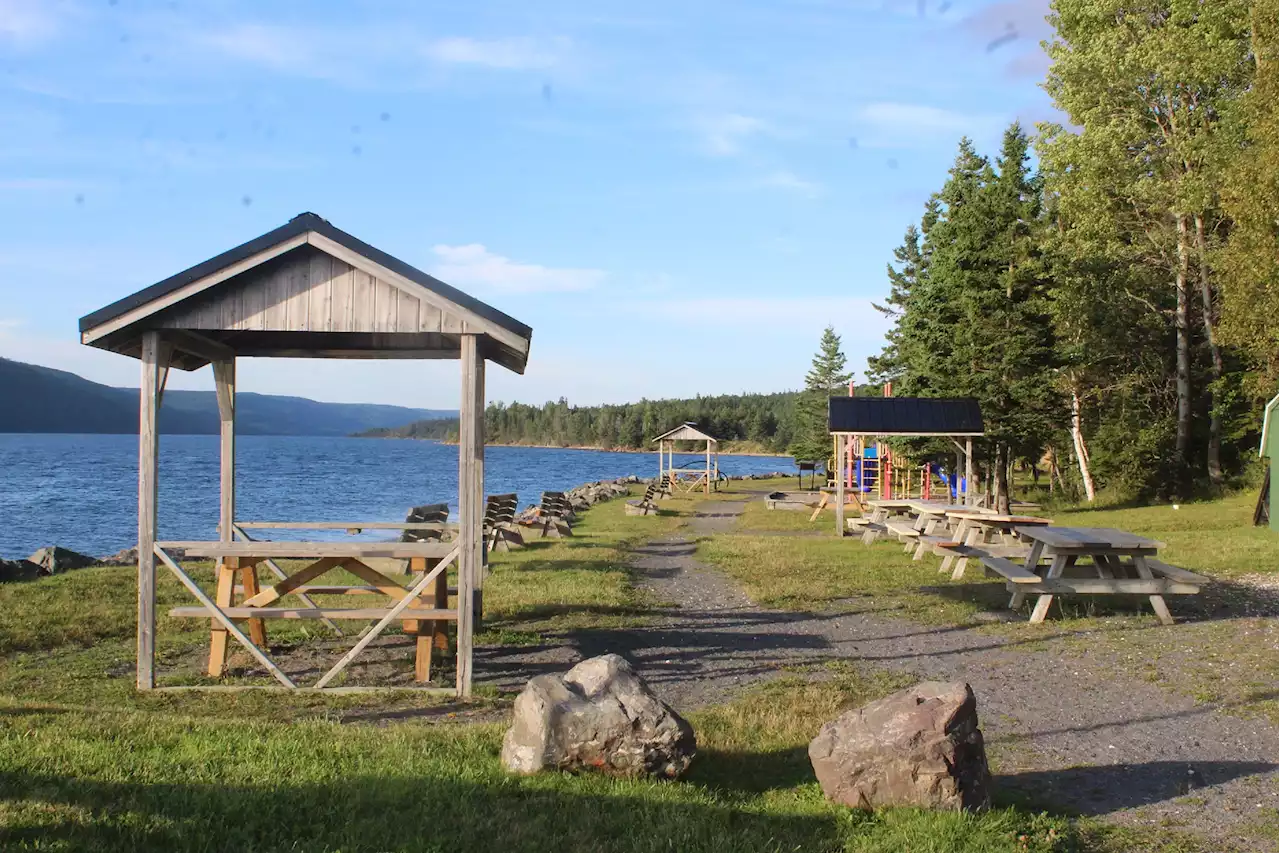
[827, 396, 984, 436]
[77, 212, 532, 341]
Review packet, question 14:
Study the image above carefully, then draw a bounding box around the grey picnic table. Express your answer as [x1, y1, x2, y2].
[1002, 526, 1208, 625]
[850, 499, 917, 543]
[928, 511, 1054, 578]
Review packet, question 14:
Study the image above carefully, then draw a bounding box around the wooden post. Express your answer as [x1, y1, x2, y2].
[136, 331, 164, 690]
[704, 440, 711, 495]
[965, 438, 975, 507]
[213, 359, 235, 542]
[835, 433, 846, 537]
[456, 335, 483, 698]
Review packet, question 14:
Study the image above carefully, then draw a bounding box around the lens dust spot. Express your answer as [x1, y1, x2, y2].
[241, 195, 252, 207]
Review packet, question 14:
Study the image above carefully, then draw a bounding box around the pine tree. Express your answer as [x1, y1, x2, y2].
[789, 326, 852, 463]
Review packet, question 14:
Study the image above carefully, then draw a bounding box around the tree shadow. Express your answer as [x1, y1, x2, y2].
[997, 760, 1277, 816]
[686, 746, 816, 795]
[0, 769, 840, 853]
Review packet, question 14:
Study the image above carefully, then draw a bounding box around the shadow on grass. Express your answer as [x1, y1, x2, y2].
[687, 746, 817, 795]
[0, 770, 840, 853]
[997, 760, 1277, 816]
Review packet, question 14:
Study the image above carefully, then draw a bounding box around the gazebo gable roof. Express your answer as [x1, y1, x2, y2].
[827, 396, 984, 437]
[652, 422, 717, 443]
[78, 213, 532, 374]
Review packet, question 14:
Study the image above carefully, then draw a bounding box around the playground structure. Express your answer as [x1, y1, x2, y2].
[78, 212, 532, 697]
[827, 394, 985, 537]
[653, 423, 719, 495]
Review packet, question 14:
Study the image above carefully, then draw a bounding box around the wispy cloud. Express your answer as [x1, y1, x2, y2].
[192, 22, 572, 82]
[0, 0, 63, 46]
[430, 244, 606, 294]
[694, 113, 770, 157]
[755, 169, 823, 198]
[958, 0, 1053, 79]
[0, 177, 84, 191]
[424, 36, 568, 70]
[855, 101, 1002, 148]
[638, 296, 888, 331]
[860, 102, 976, 135]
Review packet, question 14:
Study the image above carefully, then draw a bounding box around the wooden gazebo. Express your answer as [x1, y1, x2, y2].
[78, 212, 532, 697]
[828, 397, 984, 536]
[652, 423, 719, 495]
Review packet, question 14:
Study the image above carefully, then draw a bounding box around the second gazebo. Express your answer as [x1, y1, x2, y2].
[653, 423, 719, 495]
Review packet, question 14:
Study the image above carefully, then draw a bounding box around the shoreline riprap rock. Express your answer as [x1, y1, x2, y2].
[501, 654, 696, 778]
[808, 681, 992, 811]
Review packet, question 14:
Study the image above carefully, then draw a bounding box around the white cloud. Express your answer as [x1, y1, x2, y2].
[859, 102, 976, 135]
[430, 244, 606, 294]
[0, 177, 82, 191]
[756, 170, 823, 198]
[0, 0, 61, 45]
[695, 113, 770, 157]
[424, 36, 568, 70]
[639, 296, 889, 330]
[193, 24, 570, 81]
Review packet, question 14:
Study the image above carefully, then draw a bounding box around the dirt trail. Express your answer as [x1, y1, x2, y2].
[479, 494, 1278, 849]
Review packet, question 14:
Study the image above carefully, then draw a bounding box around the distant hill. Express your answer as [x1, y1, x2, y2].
[0, 358, 455, 435]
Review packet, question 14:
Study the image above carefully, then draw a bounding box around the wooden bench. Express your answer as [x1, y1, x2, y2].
[884, 520, 922, 553]
[537, 492, 574, 538]
[626, 482, 662, 516]
[979, 555, 1043, 584]
[484, 493, 523, 552]
[1144, 559, 1211, 586]
[851, 520, 888, 543]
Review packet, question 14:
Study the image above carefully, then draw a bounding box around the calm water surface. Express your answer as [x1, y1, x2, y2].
[0, 435, 794, 558]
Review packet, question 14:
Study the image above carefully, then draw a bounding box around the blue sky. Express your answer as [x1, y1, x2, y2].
[0, 0, 1056, 409]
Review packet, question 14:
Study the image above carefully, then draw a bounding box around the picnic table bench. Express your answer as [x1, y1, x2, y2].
[932, 512, 1054, 579]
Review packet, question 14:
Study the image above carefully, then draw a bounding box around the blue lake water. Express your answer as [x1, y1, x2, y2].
[0, 435, 795, 558]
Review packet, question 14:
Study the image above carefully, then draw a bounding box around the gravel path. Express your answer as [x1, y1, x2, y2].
[478, 496, 1278, 849]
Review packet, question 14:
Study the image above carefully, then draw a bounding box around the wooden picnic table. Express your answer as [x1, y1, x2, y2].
[994, 526, 1206, 625]
[925, 512, 1054, 578]
[904, 500, 982, 535]
[159, 539, 459, 686]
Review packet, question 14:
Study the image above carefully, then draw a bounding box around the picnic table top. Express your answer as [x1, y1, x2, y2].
[1011, 526, 1165, 551]
[865, 499, 918, 508]
[947, 512, 1054, 524]
[157, 540, 457, 559]
[906, 501, 974, 514]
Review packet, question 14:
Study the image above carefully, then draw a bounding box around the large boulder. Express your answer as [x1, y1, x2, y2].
[26, 546, 97, 574]
[501, 654, 696, 778]
[97, 546, 138, 566]
[808, 681, 991, 812]
[0, 559, 41, 583]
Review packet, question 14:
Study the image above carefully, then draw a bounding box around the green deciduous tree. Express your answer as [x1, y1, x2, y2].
[1214, 0, 1279, 403]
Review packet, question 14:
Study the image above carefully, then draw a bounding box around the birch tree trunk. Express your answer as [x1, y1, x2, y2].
[1174, 214, 1193, 469]
[1070, 386, 1097, 501]
[993, 444, 1011, 514]
[1194, 213, 1225, 489]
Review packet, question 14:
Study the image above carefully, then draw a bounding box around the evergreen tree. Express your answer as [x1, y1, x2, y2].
[790, 326, 851, 463]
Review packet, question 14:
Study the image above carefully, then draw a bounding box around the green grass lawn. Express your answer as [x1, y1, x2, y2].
[0, 488, 1272, 851]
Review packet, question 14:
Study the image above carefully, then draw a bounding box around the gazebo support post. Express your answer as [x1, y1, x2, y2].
[136, 331, 167, 690]
[456, 335, 484, 698]
[965, 438, 975, 507]
[704, 440, 711, 495]
[835, 433, 847, 536]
